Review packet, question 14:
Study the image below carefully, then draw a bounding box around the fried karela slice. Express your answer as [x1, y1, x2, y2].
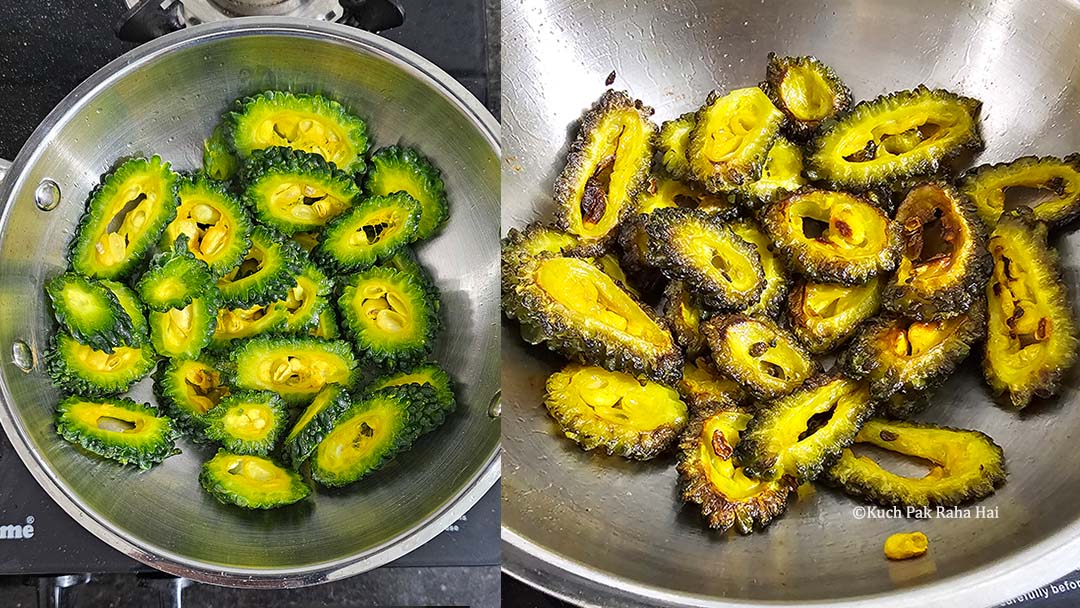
[760, 54, 852, 139]
[314, 193, 421, 272]
[200, 450, 310, 509]
[959, 154, 1080, 229]
[984, 209, 1079, 408]
[202, 123, 240, 182]
[338, 266, 440, 369]
[163, 174, 252, 276]
[824, 419, 1006, 508]
[702, 315, 819, 402]
[736, 137, 808, 208]
[762, 188, 902, 285]
[730, 218, 789, 318]
[46, 273, 137, 352]
[55, 395, 176, 469]
[884, 182, 991, 320]
[367, 361, 456, 414]
[229, 90, 369, 174]
[677, 357, 748, 414]
[688, 87, 784, 192]
[148, 293, 218, 359]
[210, 301, 290, 349]
[786, 277, 883, 354]
[281, 383, 352, 467]
[241, 147, 361, 235]
[204, 390, 289, 456]
[657, 112, 695, 180]
[678, 407, 799, 533]
[807, 86, 982, 190]
[544, 363, 688, 460]
[216, 226, 303, 308]
[644, 208, 765, 310]
[46, 333, 156, 396]
[554, 90, 656, 243]
[69, 156, 178, 280]
[736, 374, 875, 481]
[365, 146, 449, 240]
[634, 173, 740, 220]
[229, 336, 358, 405]
[136, 236, 216, 313]
[152, 357, 230, 436]
[283, 263, 332, 334]
[658, 280, 709, 359]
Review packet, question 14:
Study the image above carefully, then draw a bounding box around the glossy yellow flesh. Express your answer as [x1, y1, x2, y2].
[92, 174, 169, 269]
[354, 279, 418, 339]
[315, 402, 395, 474]
[250, 348, 352, 399]
[894, 186, 972, 289]
[701, 411, 769, 500]
[730, 221, 784, 314]
[698, 88, 779, 164]
[218, 454, 297, 493]
[745, 138, 807, 200]
[967, 163, 1080, 225]
[723, 320, 815, 393]
[215, 303, 287, 342]
[254, 174, 351, 228]
[160, 304, 197, 352]
[284, 274, 319, 322]
[779, 65, 835, 121]
[553, 366, 684, 431]
[832, 98, 975, 167]
[285, 388, 335, 443]
[795, 278, 882, 348]
[880, 315, 968, 374]
[636, 177, 695, 214]
[222, 402, 275, 441]
[179, 362, 227, 414]
[166, 195, 238, 264]
[248, 109, 356, 170]
[681, 359, 743, 402]
[771, 378, 869, 475]
[67, 401, 164, 437]
[70, 342, 145, 376]
[522, 230, 578, 256]
[786, 191, 891, 262]
[671, 222, 760, 294]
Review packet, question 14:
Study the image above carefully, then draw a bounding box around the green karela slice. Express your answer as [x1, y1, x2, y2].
[136, 236, 216, 312]
[366, 146, 449, 241]
[152, 357, 231, 436]
[55, 395, 176, 469]
[338, 266, 439, 369]
[283, 263, 332, 334]
[148, 294, 218, 359]
[367, 361, 456, 414]
[100, 280, 148, 345]
[310, 306, 340, 340]
[281, 383, 352, 467]
[228, 336, 358, 405]
[163, 174, 252, 276]
[241, 146, 361, 235]
[46, 273, 137, 352]
[216, 226, 303, 308]
[210, 301, 290, 349]
[46, 333, 156, 396]
[383, 247, 439, 302]
[203, 123, 240, 182]
[203, 390, 288, 456]
[200, 450, 310, 509]
[314, 193, 421, 272]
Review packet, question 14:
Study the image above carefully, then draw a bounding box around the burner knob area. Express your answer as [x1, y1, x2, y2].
[339, 0, 405, 32]
[30, 574, 91, 608]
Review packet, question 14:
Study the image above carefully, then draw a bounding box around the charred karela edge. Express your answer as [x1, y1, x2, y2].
[677, 405, 799, 533]
[730, 218, 789, 318]
[760, 53, 852, 139]
[203, 123, 240, 182]
[46, 273, 136, 353]
[69, 155, 179, 280]
[657, 112, 696, 180]
[203, 390, 289, 456]
[879, 389, 932, 420]
[553, 90, 657, 244]
[958, 154, 1080, 229]
[216, 225, 304, 308]
[229, 90, 369, 174]
[687, 87, 785, 193]
[209, 301, 291, 350]
[283, 263, 333, 334]
[365, 145, 449, 241]
[152, 357, 231, 438]
[735, 137, 809, 209]
[227, 335, 359, 406]
[823, 419, 1006, 508]
[677, 357, 748, 414]
[338, 265, 440, 370]
[281, 383, 352, 467]
[313, 192, 421, 273]
[883, 182, 993, 321]
[46, 333, 157, 397]
[983, 208, 1080, 408]
[100, 279, 148, 346]
[644, 208, 765, 310]
[200, 450, 311, 509]
[543, 363, 688, 460]
[702, 314, 820, 402]
[761, 187, 903, 285]
[241, 146, 362, 235]
[786, 277, 883, 355]
[148, 292, 219, 360]
[806, 86, 983, 191]
[366, 361, 456, 414]
[166, 173, 253, 277]
[659, 280, 709, 359]
[137, 236, 216, 313]
[55, 395, 176, 469]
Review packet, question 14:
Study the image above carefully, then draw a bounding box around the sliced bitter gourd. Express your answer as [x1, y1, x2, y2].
[202, 123, 240, 182]
[658, 280, 709, 359]
[786, 277, 883, 354]
[281, 383, 352, 467]
[314, 193, 421, 272]
[136, 236, 216, 313]
[702, 315, 819, 402]
[657, 112, 695, 180]
[69, 156, 179, 280]
[241, 147, 361, 235]
[543, 363, 688, 460]
[283, 263, 332, 334]
[200, 450, 310, 509]
[677, 357, 748, 414]
[216, 226, 303, 308]
[210, 301, 290, 349]
[148, 294, 218, 359]
[634, 173, 740, 220]
[204, 391, 288, 456]
[737, 137, 808, 207]
[730, 218, 789, 318]
[688, 87, 784, 192]
[366, 146, 449, 241]
[310, 306, 340, 340]
[55, 395, 176, 469]
[367, 361, 456, 414]
[46, 273, 137, 352]
[163, 174, 252, 276]
[46, 333, 156, 396]
[152, 357, 230, 436]
[959, 154, 1080, 229]
[760, 54, 852, 139]
[229, 336, 358, 405]
[338, 266, 439, 369]
[101, 280, 148, 345]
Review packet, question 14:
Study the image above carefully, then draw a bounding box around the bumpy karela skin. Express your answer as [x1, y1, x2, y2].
[760, 54, 852, 140]
[554, 90, 656, 244]
[677, 357, 748, 414]
[210, 301, 290, 349]
[281, 383, 352, 467]
[807, 86, 983, 191]
[824, 419, 1006, 508]
[163, 174, 252, 276]
[338, 266, 440, 369]
[786, 277, 883, 355]
[383, 247, 440, 302]
[502, 232, 682, 383]
[229, 90, 369, 175]
[736, 374, 876, 481]
[69, 156, 179, 280]
[634, 173, 740, 220]
[659, 280, 709, 359]
[283, 263, 333, 334]
[228, 336, 358, 405]
[959, 154, 1080, 229]
[365, 146, 449, 241]
[644, 208, 765, 310]
[241, 147, 361, 235]
[152, 357, 230, 437]
[677, 406, 799, 533]
[884, 182, 992, 320]
[101, 280, 148, 346]
[730, 218, 789, 318]
[203, 123, 240, 182]
[148, 292, 218, 359]
[200, 450, 310, 509]
[55, 396, 176, 469]
[47, 333, 156, 396]
[310, 306, 341, 340]
[46, 273, 136, 353]
[761, 188, 902, 285]
[983, 209, 1079, 408]
[688, 87, 784, 192]
[203, 390, 289, 456]
[314, 193, 421, 272]
[736, 137, 808, 208]
[216, 226, 304, 308]
[702, 314, 819, 402]
[543, 363, 688, 460]
[311, 384, 445, 486]
[657, 112, 695, 180]
[367, 361, 456, 414]
[136, 236, 216, 313]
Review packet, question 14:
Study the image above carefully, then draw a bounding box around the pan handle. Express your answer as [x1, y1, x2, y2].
[0, 158, 10, 183]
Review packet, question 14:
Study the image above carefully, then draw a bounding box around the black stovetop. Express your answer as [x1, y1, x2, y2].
[0, 0, 498, 577]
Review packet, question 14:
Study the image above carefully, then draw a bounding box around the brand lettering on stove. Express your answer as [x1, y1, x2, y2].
[0, 516, 34, 540]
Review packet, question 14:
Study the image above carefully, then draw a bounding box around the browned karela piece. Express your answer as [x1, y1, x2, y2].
[678, 406, 799, 533]
[760, 54, 852, 140]
[659, 280, 709, 358]
[544, 363, 688, 460]
[555, 90, 656, 244]
[657, 112, 696, 180]
[786, 277, 883, 355]
[959, 154, 1080, 229]
[824, 419, 1006, 508]
[634, 173, 740, 219]
[730, 218, 789, 318]
[678, 356, 748, 414]
[736, 137, 809, 209]
[983, 208, 1079, 408]
[762, 188, 902, 285]
[884, 182, 991, 321]
[736, 374, 875, 481]
[702, 315, 819, 401]
[688, 87, 785, 192]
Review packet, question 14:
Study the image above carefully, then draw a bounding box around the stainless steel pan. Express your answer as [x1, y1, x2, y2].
[502, 0, 1080, 605]
[0, 17, 500, 587]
